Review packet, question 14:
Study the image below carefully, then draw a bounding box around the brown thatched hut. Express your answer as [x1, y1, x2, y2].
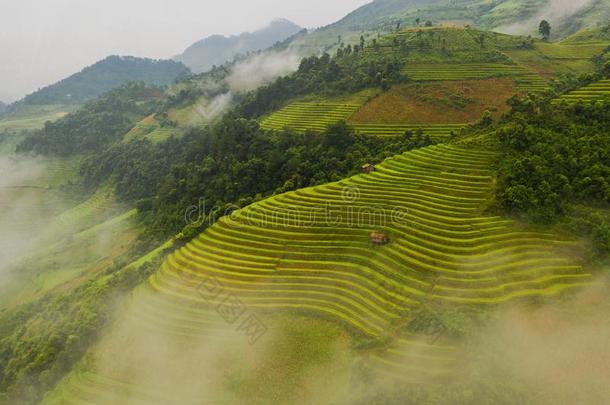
[361, 163, 377, 174]
[370, 231, 389, 245]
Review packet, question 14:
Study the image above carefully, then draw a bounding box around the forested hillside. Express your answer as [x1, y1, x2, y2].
[21, 56, 188, 105]
[495, 89, 610, 257]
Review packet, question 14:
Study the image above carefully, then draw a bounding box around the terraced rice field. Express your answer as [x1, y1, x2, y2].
[367, 335, 457, 385]
[260, 101, 362, 132]
[553, 79, 610, 104]
[351, 123, 465, 139]
[403, 63, 549, 92]
[55, 187, 118, 231]
[46, 143, 592, 403]
[0, 104, 79, 131]
[261, 102, 465, 140]
[146, 145, 592, 318]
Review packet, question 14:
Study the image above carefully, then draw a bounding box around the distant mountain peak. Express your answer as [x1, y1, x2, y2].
[174, 19, 302, 73]
[269, 17, 301, 27]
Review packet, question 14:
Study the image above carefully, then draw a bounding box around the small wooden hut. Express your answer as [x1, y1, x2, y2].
[370, 231, 389, 245]
[361, 163, 376, 174]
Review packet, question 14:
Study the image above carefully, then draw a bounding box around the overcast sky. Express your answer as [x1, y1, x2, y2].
[0, 0, 370, 102]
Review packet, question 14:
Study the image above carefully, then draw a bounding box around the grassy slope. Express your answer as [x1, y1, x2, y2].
[0, 136, 145, 402]
[0, 104, 79, 131]
[349, 78, 517, 124]
[122, 96, 217, 144]
[0, 155, 139, 309]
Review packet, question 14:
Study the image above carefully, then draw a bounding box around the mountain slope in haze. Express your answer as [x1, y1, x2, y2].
[21, 56, 189, 105]
[0, 101, 6, 117]
[306, 0, 610, 44]
[562, 23, 610, 44]
[174, 18, 303, 73]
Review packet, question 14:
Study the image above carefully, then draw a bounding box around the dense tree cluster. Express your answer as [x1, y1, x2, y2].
[17, 83, 164, 156]
[496, 95, 610, 254]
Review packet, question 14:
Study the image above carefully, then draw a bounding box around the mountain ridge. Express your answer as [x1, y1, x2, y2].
[19, 55, 189, 106]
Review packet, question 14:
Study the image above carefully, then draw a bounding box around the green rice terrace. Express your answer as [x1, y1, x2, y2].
[402, 63, 549, 92]
[260, 98, 469, 140]
[553, 79, 610, 104]
[44, 142, 592, 403]
[350, 123, 465, 139]
[260, 101, 363, 133]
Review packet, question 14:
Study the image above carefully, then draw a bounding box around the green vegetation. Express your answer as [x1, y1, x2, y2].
[54, 187, 119, 231]
[364, 335, 457, 385]
[553, 79, 610, 104]
[561, 24, 610, 46]
[300, 0, 609, 51]
[539, 20, 551, 41]
[0, 104, 78, 131]
[351, 123, 465, 139]
[260, 27, 565, 137]
[536, 42, 608, 59]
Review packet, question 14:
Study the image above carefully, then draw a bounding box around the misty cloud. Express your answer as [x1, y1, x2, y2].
[180, 48, 303, 124]
[351, 277, 610, 404]
[227, 49, 302, 93]
[190, 91, 234, 122]
[0, 156, 49, 274]
[0, 154, 135, 307]
[463, 278, 610, 404]
[497, 0, 595, 36]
